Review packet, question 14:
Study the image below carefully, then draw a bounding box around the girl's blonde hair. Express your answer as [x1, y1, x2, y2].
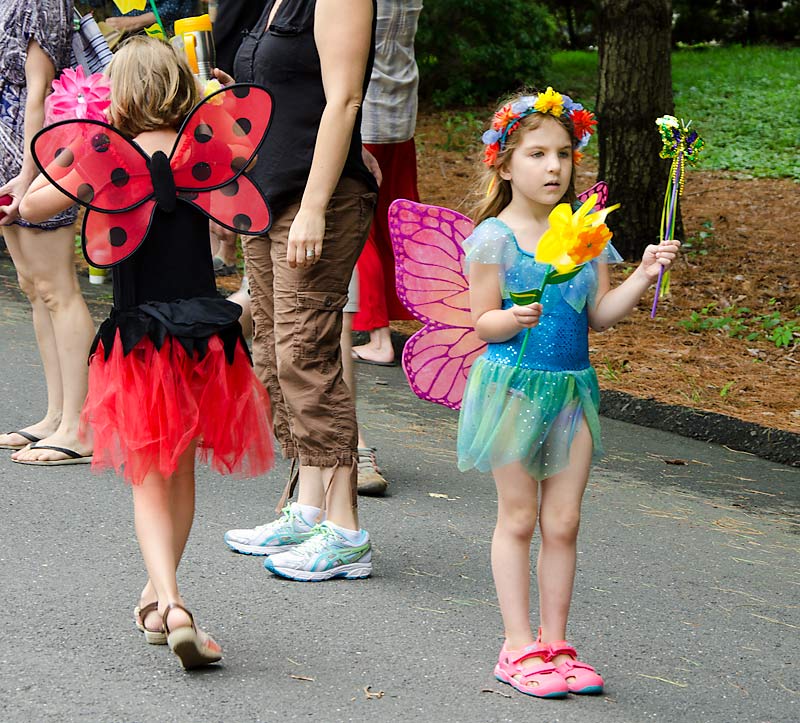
[107, 36, 199, 137]
[472, 95, 578, 225]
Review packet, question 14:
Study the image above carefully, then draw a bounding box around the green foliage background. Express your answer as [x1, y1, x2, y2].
[416, 0, 558, 107]
[548, 46, 800, 180]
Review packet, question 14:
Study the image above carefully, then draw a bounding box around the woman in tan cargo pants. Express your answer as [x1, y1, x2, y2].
[219, 0, 380, 580]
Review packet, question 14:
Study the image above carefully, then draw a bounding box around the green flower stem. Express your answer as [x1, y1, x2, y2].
[514, 265, 550, 368]
[148, 0, 167, 37]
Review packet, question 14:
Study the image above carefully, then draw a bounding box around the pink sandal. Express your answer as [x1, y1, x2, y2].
[494, 642, 569, 698]
[548, 640, 604, 694]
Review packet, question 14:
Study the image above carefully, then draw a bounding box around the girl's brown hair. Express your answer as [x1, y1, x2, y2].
[107, 36, 199, 137]
[471, 94, 578, 225]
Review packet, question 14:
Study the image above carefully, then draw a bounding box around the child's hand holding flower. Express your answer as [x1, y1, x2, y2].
[511, 302, 543, 329]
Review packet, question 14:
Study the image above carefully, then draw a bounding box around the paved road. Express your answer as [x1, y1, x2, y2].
[1, 258, 798, 723]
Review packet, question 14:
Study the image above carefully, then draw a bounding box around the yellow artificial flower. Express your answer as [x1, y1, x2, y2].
[203, 78, 224, 104]
[536, 194, 619, 273]
[533, 87, 564, 117]
[568, 225, 613, 265]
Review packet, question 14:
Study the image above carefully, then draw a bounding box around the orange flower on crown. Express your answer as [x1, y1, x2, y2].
[492, 103, 517, 131]
[483, 143, 499, 167]
[570, 108, 597, 138]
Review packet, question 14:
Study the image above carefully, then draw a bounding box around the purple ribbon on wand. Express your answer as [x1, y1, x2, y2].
[651, 116, 704, 318]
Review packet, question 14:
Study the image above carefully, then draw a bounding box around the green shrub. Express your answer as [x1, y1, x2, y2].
[417, 1, 558, 107]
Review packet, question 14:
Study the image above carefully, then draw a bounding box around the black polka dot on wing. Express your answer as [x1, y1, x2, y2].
[230, 156, 247, 172]
[91, 133, 111, 153]
[233, 213, 252, 231]
[111, 167, 130, 188]
[109, 226, 127, 247]
[194, 123, 213, 143]
[54, 147, 74, 167]
[220, 180, 239, 197]
[192, 162, 212, 182]
[77, 183, 95, 203]
[232, 118, 252, 137]
[232, 85, 250, 99]
[179, 190, 199, 201]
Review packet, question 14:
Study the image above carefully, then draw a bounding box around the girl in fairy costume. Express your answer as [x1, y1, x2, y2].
[20, 36, 275, 670]
[457, 88, 680, 698]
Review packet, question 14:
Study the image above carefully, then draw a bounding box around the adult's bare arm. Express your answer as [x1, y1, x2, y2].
[285, 0, 373, 269]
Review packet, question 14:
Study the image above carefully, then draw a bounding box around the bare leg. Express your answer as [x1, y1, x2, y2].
[132, 443, 205, 634]
[0, 227, 62, 445]
[537, 420, 593, 670]
[296, 464, 358, 530]
[227, 283, 252, 340]
[217, 234, 238, 267]
[340, 311, 367, 448]
[492, 461, 539, 650]
[138, 443, 197, 632]
[4, 225, 94, 460]
[352, 324, 394, 365]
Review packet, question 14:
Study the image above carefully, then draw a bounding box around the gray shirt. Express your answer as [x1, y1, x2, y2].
[361, 0, 422, 145]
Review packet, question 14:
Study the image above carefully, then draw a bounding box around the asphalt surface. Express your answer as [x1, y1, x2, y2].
[1, 258, 799, 723]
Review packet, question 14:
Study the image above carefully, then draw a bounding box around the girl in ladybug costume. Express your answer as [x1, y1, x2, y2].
[21, 36, 275, 670]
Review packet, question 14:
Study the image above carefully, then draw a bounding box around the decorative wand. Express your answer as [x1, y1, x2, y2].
[651, 115, 704, 318]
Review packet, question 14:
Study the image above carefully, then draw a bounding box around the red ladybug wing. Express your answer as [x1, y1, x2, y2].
[170, 84, 273, 191]
[83, 200, 156, 268]
[178, 173, 271, 236]
[31, 120, 152, 212]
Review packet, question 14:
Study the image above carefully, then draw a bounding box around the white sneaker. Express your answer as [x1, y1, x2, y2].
[224, 503, 318, 556]
[263, 521, 372, 581]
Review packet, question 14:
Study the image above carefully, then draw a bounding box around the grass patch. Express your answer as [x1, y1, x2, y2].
[550, 46, 800, 180]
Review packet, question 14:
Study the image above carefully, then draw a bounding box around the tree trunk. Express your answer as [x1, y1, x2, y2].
[597, 0, 675, 259]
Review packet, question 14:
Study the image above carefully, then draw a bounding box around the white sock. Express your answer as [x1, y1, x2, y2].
[291, 502, 323, 527]
[324, 520, 367, 545]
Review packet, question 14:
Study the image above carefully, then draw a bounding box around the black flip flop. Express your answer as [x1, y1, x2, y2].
[351, 349, 398, 367]
[0, 430, 42, 450]
[12, 443, 93, 466]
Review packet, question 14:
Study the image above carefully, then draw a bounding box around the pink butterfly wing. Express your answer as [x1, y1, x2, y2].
[578, 180, 608, 209]
[389, 199, 485, 410]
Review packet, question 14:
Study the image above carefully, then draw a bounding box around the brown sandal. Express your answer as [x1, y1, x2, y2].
[134, 602, 167, 645]
[162, 603, 222, 670]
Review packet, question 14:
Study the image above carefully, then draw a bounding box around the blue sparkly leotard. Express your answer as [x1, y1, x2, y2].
[457, 217, 622, 481]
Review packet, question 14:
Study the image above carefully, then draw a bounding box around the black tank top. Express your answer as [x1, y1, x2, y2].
[233, 0, 378, 216]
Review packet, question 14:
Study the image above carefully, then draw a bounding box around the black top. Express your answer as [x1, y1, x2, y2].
[233, 0, 378, 216]
[212, 0, 269, 76]
[112, 203, 217, 309]
[93, 202, 245, 363]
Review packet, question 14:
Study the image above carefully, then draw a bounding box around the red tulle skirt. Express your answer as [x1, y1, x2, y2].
[82, 332, 274, 485]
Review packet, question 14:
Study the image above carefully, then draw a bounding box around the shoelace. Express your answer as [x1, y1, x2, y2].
[253, 506, 294, 533]
[295, 524, 337, 554]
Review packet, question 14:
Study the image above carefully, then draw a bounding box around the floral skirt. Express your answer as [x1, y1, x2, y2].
[82, 331, 274, 484]
[457, 357, 603, 481]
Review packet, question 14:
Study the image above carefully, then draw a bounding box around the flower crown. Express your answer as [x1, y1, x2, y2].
[481, 87, 597, 167]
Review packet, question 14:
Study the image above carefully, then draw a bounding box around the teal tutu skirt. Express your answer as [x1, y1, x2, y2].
[457, 357, 603, 481]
